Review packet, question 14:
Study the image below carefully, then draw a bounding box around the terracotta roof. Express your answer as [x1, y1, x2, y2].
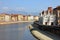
[48, 7, 52, 10]
[0, 13, 10, 16]
[11, 14, 18, 17]
[54, 6, 60, 10]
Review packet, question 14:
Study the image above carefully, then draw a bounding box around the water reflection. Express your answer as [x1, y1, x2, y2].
[0, 22, 36, 40]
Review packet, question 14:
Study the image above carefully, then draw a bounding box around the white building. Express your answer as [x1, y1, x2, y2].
[43, 15, 49, 25]
[39, 10, 56, 25]
[49, 15, 56, 25]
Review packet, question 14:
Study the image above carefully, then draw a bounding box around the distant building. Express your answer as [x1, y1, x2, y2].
[11, 14, 18, 21]
[0, 13, 39, 22]
[34, 16, 39, 21]
[0, 14, 5, 22]
[23, 15, 28, 21]
[5, 14, 11, 21]
[24, 15, 28, 21]
[28, 15, 34, 21]
[0, 13, 11, 22]
[18, 14, 23, 21]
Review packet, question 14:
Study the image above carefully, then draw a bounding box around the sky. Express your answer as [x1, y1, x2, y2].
[0, 0, 60, 15]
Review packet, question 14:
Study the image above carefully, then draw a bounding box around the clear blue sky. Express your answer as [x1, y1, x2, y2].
[0, 0, 60, 15]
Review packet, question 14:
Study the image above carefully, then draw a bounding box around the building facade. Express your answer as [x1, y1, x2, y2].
[53, 6, 60, 25]
[11, 14, 18, 21]
[0, 14, 5, 22]
[18, 14, 23, 21]
[28, 15, 34, 21]
[23, 15, 28, 21]
[39, 7, 56, 25]
[34, 16, 39, 21]
[0, 14, 11, 22]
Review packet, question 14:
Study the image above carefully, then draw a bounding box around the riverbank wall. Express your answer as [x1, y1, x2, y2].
[29, 23, 60, 40]
[0, 21, 34, 25]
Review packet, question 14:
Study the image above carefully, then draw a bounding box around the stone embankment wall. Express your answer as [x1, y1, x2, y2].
[29, 22, 60, 40]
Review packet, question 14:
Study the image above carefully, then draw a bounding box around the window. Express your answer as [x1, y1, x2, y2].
[42, 11, 44, 15]
[45, 22, 47, 25]
[51, 22, 53, 25]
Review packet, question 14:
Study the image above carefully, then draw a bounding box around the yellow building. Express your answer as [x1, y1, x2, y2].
[0, 13, 11, 22]
[18, 14, 23, 21]
[28, 15, 34, 21]
[0, 14, 5, 22]
[34, 16, 39, 21]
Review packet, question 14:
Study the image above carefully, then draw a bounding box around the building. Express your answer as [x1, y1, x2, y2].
[28, 15, 34, 21]
[53, 6, 60, 25]
[18, 14, 23, 21]
[23, 15, 28, 21]
[5, 14, 11, 21]
[47, 7, 56, 25]
[39, 11, 46, 24]
[25, 15, 28, 21]
[34, 16, 39, 21]
[11, 14, 18, 21]
[0, 14, 5, 22]
[49, 15, 56, 25]
[0, 13, 11, 22]
[39, 7, 56, 25]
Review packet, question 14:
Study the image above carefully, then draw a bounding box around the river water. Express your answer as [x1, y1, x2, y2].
[0, 22, 36, 40]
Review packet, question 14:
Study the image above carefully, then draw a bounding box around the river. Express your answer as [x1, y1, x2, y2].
[0, 22, 36, 40]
